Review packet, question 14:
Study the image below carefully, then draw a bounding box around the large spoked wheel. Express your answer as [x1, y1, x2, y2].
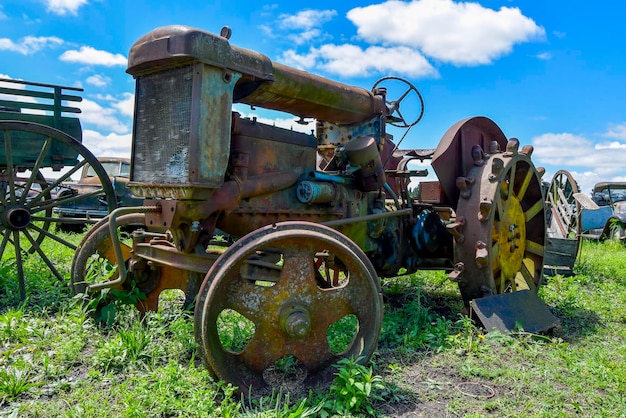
[0, 121, 116, 299]
[194, 221, 383, 392]
[454, 139, 546, 304]
[546, 170, 581, 239]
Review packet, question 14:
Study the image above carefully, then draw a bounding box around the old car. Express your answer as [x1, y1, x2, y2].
[580, 182, 626, 241]
[54, 157, 142, 231]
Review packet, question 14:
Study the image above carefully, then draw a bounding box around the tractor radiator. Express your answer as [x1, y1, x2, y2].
[131, 65, 193, 185]
[129, 62, 239, 199]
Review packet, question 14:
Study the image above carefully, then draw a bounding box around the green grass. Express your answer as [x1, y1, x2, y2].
[0, 233, 625, 417]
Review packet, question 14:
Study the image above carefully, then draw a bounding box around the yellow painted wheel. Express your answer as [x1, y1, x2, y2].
[452, 138, 546, 304]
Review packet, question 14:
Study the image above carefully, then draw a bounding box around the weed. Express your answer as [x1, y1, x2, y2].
[0, 366, 43, 401]
[320, 357, 386, 417]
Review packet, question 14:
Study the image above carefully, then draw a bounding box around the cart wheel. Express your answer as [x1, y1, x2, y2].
[194, 221, 383, 392]
[0, 121, 116, 299]
[546, 170, 581, 241]
[452, 138, 546, 304]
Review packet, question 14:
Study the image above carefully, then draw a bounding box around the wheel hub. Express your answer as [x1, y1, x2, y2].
[279, 304, 311, 338]
[2, 205, 32, 230]
[498, 194, 526, 279]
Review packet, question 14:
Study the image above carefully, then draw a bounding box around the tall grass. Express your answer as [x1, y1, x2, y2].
[0, 234, 625, 417]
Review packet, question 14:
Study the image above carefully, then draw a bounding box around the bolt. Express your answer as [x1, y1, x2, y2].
[284, 311, 311, 338]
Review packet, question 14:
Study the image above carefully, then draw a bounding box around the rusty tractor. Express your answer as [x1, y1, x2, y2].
[71, 25, 556, 391]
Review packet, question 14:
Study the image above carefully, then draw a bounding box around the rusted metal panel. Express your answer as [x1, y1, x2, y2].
[419, 181, 446, 204]
[431, 117, 508, 208]
[470, 290, 559, 333]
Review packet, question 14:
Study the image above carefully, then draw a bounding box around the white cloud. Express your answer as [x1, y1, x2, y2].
[281, 44, 438, 78]
[595, 141, 626, 150]
[82, 129, 132, 158]
[85, 74, 110, 87]
[44, 0, 89, 16]
[347, 0, 545, 66]
[537, 52, 551, 60]
[533, 132, 626, 195]
[279, 9, 337, 30]
[59, 46, 127, 66]
[604, 122, 626, 140]
[111, 93, 135, 118]
[288, 29, 327, 46]
[0, 36, 64, 55]
[79, 98, 129, 134]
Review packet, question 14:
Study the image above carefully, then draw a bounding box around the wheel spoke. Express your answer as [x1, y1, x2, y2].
[516, 168, 533, 202]
[524, 199, 544, 222]
[525, 240, 544, 256]
[239, 327, 287, 373]
[0, 228, 10, 259]
[22, 228, 64, 281]
[12, 230, 26, 299]
[519, 259, 537, 291]
[19, 137, 52, 205]
[37, 159, 87, 199]
[3, 130, 15, 200]
[27, 223, 77, 250]
[33, 185, 105, 213]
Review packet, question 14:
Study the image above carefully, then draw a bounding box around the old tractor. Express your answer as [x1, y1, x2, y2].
[71, 25, 555, 390]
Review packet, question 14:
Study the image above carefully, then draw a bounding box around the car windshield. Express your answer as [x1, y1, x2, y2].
[593, 187, 626, 206]
[85, 161, 130, 178]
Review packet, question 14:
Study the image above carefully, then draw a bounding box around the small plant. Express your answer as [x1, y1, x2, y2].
[321, 357, 386, 417]
[0, 309, 27, 344]
[241, 388, 322, 418]
[91, 321, 152, 372]
[446, 314, 486, 354]
[87, 280, 147, 326]
[0, 366, 43, 401]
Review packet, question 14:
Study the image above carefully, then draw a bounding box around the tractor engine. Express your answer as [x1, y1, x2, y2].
[125, 24, 450, 276]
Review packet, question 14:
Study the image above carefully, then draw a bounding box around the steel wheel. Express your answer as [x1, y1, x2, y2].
[194, 221, 383, 391]
[0, 121, 116, 299]
[546, 170, 581, 240]
[453, 138, 546, 304]
[70, 213, 145, 295]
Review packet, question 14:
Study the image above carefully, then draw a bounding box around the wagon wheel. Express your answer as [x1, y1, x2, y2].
[452, 138, 546, 304]
[546, 170, 581, 242]
[0, 121, 116, 299]
[194, 221, 383, 391]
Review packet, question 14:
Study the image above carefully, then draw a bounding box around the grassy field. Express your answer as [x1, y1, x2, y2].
[0, 231, 625, 417]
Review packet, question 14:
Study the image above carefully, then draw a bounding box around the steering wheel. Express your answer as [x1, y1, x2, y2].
[372, 76, 424, 128]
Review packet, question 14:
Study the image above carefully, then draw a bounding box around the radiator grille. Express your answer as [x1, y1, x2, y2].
[132, 65, 193, 184]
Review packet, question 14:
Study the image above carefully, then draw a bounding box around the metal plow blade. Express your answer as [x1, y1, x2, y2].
[470, 290, 560, 334]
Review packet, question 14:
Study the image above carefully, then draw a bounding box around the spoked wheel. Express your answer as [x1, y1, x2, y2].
[453, 138, 546, 304]
[546, 169, 581, 240]
[194, 221, 383, 392]
[0, 121, 116, 299]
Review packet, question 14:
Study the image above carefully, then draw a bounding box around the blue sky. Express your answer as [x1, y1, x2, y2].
[1, 0, 625, 194]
